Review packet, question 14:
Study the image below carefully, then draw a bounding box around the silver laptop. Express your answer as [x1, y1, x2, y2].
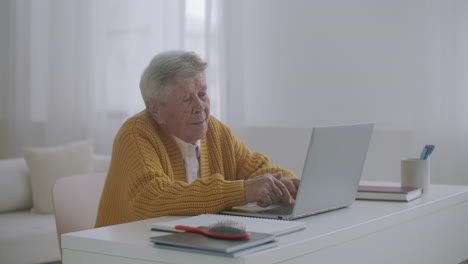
[220, 123, 374, 220]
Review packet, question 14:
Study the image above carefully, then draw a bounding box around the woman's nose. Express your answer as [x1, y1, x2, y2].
[193, 96, 205, 112]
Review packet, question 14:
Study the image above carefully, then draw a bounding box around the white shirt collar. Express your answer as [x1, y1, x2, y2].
[173, 136, 201, 184]
[173, 136, 200, 158]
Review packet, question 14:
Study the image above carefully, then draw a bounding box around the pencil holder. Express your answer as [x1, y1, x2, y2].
[401, 159, 430, 194]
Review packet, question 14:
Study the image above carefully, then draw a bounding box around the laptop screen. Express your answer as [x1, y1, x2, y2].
[292, 123, 374, 217]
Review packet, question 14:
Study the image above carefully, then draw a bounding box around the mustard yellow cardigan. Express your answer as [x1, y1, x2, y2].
[95, 110, 295, 227]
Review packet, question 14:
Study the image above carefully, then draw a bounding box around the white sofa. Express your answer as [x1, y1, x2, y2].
[0, 155, 110, 264]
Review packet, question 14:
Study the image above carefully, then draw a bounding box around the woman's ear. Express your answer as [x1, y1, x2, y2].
[145, 100, 165, 125]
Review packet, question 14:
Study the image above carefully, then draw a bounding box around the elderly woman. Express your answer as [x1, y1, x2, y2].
[95, 51, 299, 227]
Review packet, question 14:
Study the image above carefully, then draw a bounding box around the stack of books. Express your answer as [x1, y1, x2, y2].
[356, 185, 423, 202]
[151, 230, 276, 257]
[150, 214, 306, 257]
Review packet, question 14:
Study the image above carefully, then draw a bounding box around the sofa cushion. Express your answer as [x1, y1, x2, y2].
[0, 211, 60, 264]
[0, 158, 33, 213]
[23, 140, 94, 214]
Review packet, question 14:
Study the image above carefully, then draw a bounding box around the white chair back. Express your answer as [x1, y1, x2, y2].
[52, 173, 106, 254]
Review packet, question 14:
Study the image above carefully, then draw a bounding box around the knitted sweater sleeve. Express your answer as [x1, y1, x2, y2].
[96, 113, 298, 226]
[119, 120, 246, 220]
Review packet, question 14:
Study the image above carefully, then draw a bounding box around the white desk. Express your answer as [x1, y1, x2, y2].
[62, 184, 468, 264]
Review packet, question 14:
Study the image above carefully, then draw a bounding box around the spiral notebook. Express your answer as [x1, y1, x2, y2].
[151, 214, 306, 236]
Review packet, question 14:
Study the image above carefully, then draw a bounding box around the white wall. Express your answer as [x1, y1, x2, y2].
[225, 0, 468, 184]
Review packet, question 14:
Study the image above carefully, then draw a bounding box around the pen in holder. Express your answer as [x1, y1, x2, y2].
[401, 144, 435, 194]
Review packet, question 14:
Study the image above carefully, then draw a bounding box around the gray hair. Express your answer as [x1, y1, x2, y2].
[139, 50, 208, 105]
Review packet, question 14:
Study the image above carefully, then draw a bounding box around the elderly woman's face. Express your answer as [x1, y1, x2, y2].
[155, 73, 210, 143]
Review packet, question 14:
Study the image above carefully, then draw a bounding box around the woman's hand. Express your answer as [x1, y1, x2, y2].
[244, 172, 300, 207]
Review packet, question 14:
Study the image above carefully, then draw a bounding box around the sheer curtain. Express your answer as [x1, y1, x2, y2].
[0, 0, 226, 157]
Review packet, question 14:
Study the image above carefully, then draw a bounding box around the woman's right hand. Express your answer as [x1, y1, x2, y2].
[244, 172, 293, 207]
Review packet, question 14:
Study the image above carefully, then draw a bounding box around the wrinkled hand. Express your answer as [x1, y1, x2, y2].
[244, 172, 301, 207]
[279, 176, 300, 200]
